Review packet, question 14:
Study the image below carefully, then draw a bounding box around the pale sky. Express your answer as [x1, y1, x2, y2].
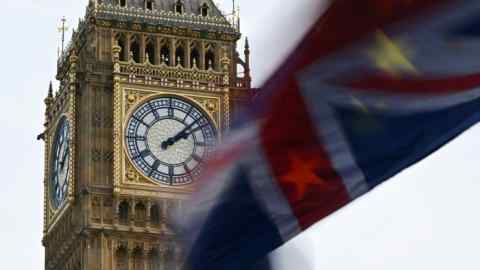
[1, 0, 479, 269]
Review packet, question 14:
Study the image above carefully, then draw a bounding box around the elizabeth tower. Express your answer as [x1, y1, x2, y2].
[41, 0, 252, 269]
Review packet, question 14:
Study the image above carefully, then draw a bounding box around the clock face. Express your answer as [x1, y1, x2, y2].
[50, 116, 71, 209]
[125, 96, 217, 185]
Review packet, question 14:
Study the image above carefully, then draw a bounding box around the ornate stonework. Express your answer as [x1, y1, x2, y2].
[42, 1, 254, 269]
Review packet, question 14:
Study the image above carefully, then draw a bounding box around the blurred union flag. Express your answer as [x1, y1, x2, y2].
[177, 0, 480, 269]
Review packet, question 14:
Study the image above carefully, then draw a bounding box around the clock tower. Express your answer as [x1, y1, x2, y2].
[41, 1, 253, 270]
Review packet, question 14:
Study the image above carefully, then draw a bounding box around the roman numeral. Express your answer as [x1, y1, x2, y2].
[189, 125, 208, 134]
[183, 106, 194, 122]
[148, 102, 160, 120]
[126, 136, 146, 141]
[168, 108, 174, 118]
[149, 160, 160, 176]
[134, 149, 151, 160]
[133, 115, 149, 127]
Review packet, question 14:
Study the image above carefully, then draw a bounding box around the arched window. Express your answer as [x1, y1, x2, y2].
[135, 202, 146, 227]
[145, 40, 156, 64]
[130, 38, 141, 63]
[165, 244, 176, 270]
[133, 248, 144, 270]
[205, 49, 215, 70]
[148, 249, 161, 270]
[150, 203, 160, 226]
[120, 0, 127, 7]
[175, 0, 184, 14]
[175, 46, 185, 67]
[201, 3, 209, 17]
[119, 201, 129, 225]
[190, 47, 200, 68]
[145, 0, 154, 10]
[160, 45, 170, 65]
[116, 247, 128, 270]
[117, 35, 127, 62]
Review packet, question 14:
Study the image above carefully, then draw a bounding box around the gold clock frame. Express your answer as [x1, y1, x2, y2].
[113, 82, 229, 198]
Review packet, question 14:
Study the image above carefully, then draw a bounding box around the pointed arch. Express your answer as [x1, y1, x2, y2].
[116, 34, 127, 62]
[119, 200, 129, 225]
[150, 203, 160, 226]
[190, 47, 200, 68]
[160, 43, 170, 65]
[132, 247, 144, 270]
[135, 202, 146, 227]
[130, 36, 141, 63]
[200, 3, 210, 17]
[205, 48, 215, 70]
[145, 0, 154, 10]
[115, 246, 128, 270]
[174, 0, 184, 14]
[175, 45, 185, 67]
[145, 38, 156, 64]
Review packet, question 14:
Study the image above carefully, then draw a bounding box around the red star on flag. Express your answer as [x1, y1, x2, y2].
[281, 155, 329, 201]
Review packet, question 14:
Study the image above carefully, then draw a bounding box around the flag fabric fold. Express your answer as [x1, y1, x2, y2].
[178, 0, 480, 269]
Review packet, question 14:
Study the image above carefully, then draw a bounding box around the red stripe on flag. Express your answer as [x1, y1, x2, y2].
[260, 81, 351, 229]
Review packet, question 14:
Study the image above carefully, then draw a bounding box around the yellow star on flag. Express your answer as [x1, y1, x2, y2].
[368, 30, 418, 77]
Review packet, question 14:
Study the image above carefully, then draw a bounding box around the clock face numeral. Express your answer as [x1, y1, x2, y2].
[125, 96, 217, 185]
[50, 116, 71, 209]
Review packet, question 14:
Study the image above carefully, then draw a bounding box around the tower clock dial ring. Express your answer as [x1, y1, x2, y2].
[50, 116, 71, 209]
[125, 96, 217, 185]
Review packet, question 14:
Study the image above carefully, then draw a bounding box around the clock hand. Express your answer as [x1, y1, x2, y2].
[161, 119, 200, 150]
[60, 148, 69, 169]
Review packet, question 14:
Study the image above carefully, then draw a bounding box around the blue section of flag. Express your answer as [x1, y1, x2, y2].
[183, 165, 282, 270]
[334, 98, 480, 188]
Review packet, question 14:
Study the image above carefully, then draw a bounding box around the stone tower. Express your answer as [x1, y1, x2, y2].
[41, 1, 253, 269]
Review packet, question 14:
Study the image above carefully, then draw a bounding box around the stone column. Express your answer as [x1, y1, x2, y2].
[155, 37, 161, 66]
[129, 199, 135, 228]
[200, 41, 206, 70]
[170, 39, 176, 67]
[186, 41, 191, 69]
[140, 34, 146, 64]
[146, 200, 152, 229]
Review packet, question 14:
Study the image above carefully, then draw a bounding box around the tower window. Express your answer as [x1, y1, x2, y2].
[150, 204, 160, 225]
[146, 41, 156, 64]
[145, 0, 154, 10]
[201, 3, 209, 17]
[130, 39, 141, 63]
[133, 248, 144, 270]
[205, 49, 215, 70]
[190, 48, 200, 68]
[175, 1, 183, 14]
[120, 0, 127, 7]
[134, 202, 146, 227]
[149, 249, 161, 270]
[117, 35, 127, 62]
[116, 248, 128, 270]
[119, 201, 129, 225]
[175, 46, 185, 67]
[160, 45, 170, 65]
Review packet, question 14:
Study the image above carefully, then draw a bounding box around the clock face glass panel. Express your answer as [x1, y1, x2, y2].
[50, 116, 71, 209]
[125, 96, 217, 185]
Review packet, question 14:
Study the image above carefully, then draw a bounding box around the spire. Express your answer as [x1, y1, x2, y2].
[48, 81, 54, 99]
[45, 81, 54, 106]
[244, 37, 251, 88]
